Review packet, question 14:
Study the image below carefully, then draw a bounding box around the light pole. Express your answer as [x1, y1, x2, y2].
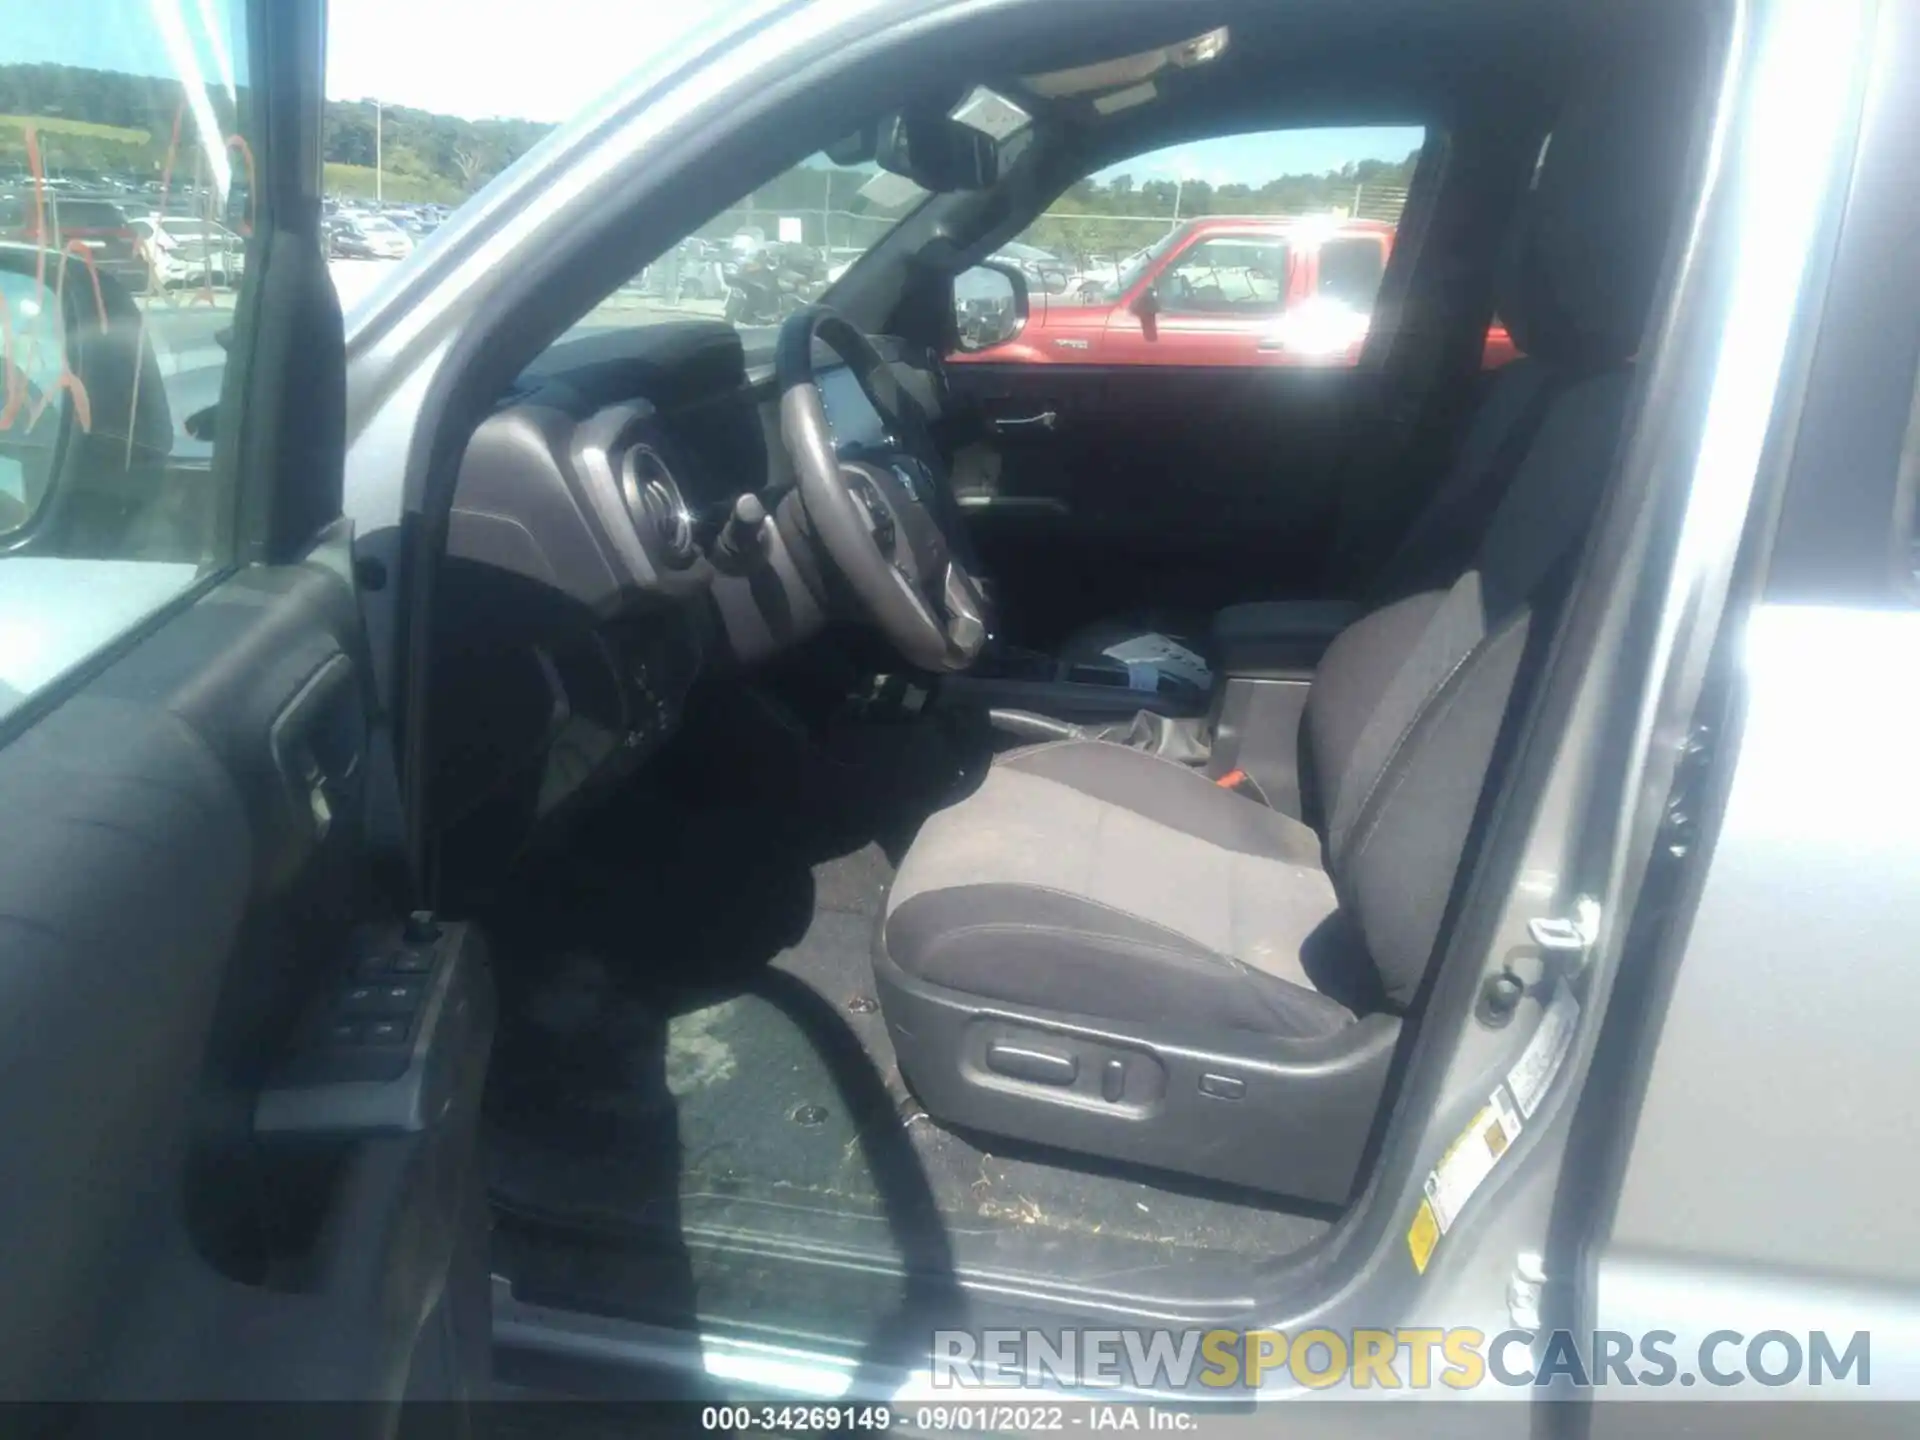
[375, 98, 383, 204]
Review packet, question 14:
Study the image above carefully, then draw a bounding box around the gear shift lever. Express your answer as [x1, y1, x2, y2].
[713, 492, 772, 570]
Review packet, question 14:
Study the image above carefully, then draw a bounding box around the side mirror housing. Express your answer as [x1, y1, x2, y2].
[1130, 286, 1161, 341]
[952, 261, 1029, 353]
[0, 262, 70, 534]
[0, 249, 175, 543]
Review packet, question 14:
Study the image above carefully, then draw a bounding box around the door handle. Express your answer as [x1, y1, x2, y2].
[989, 410, 1058, 433]
[268, 654, 364, 845]
[957, 494, 1070, 517]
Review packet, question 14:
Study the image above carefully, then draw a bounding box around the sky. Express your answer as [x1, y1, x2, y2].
[324, 0, 729, 123]
[11, 0, 1422, 184]
[1092, 129, 1425, 189]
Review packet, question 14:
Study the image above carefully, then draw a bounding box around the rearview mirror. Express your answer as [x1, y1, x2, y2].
[876, 111, 998, 192]
[952, 262, 1028, 353]
[823, 124, 878, 167]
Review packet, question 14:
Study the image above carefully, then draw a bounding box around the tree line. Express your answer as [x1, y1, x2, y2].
[0, 63, 554, 203]
[1018, 153, 1419, 257]
[2, 61, 1418, 236]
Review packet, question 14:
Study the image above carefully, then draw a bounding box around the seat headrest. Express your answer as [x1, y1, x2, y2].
[1496, 24, 1712, 367]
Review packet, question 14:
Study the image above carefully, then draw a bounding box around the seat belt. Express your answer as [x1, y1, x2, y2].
[1361, 361, 1588, 604]
[1319, 323, 1487, 598]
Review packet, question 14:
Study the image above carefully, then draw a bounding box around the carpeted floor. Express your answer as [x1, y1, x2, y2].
[478, 698, 1330, 1342]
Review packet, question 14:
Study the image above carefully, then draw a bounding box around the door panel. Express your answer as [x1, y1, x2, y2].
[0, 0, 491, 1408]
[945, 359, 1372, 648]
[0, 537, 494, 1405]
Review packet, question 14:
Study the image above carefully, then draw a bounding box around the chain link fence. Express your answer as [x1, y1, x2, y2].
[608, 180, 1413, 310]
[1013, 183, 1411, 282]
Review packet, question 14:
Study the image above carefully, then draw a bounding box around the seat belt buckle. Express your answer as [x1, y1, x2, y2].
[1214, 768, 1269, 804]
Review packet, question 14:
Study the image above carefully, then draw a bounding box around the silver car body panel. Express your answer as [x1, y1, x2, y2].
[1590, 606, 1920, 1402]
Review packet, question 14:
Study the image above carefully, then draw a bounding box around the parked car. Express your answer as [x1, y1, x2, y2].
[326, 212, 414, 260]
[959, 214, 1518, 367]
[1066, 250, 1125, 296]
[722, 239, 827, 324]
[648, 236, 731, 299]
[822, 245, 870, 284]
[0, 192, 145, 286]
[129, 215, 246, 289]
[990, 237, 1074, 294]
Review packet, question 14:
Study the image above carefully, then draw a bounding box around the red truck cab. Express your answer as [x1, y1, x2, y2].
[954, 214, 1517, 369]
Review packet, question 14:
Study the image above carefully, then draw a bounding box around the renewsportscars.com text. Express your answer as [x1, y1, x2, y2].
[932, 1327, 1872, 1391]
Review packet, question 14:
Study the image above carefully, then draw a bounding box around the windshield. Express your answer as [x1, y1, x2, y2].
[307, 35, 1029, 339]
[557, 152, 931, 340]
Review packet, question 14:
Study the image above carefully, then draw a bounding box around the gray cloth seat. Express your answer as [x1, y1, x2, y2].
[886, 361, 1632, 1031]
[886, 739, 1370, 1042]
[874, 28, 1705, 1201]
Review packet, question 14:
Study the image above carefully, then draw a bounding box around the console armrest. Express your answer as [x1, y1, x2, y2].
[1210, 599, 1364, 678]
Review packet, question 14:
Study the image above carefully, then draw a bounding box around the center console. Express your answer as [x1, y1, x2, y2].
[934, 642, 1212, 726]
[1203, 600, 1361, 814]
[932, 598, 1364, 820]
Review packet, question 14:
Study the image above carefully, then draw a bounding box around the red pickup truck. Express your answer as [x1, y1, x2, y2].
[953, 214, 1517, 369]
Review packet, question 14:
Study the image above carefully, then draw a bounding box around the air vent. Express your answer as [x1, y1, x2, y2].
[619, 445, 697, 567]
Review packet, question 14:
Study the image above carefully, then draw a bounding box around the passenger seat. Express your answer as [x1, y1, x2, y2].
[875, 27, 1709, 1201]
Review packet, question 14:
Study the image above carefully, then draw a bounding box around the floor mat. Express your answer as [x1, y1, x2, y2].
[489, 846, 1326, 1260]
[482, 709, 1330, 1338]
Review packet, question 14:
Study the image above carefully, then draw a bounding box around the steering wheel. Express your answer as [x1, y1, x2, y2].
[775, 305, 992, 673]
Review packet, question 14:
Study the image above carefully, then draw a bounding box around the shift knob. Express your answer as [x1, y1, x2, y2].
[731, 493, 768, 531]
[715, 492, 772, 568]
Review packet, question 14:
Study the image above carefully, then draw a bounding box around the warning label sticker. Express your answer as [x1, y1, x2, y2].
[1408, 987, 1582, 1274]
[1423, 1088, 1524, 1237]
[1407, 1198, 1441, 1274]
[1506, 979, 1581, 1119]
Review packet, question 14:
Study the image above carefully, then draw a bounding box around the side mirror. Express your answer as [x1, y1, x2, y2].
[0, 250, 175, 543]
[0, 264, 69, 535]
[1130, 286, 1161, 341]
[876, 111, 998, 192]
[952, 261, 1028, 353]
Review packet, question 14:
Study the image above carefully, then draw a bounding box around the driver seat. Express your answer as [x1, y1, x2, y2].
[872, 38, 1701, 1202]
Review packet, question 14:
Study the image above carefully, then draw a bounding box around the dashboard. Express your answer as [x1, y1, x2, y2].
[431, 319, 942, 861]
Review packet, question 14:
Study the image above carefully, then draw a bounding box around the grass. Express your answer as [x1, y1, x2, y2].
[323, 162, 465, 205]
[0, 114, 149, 146]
